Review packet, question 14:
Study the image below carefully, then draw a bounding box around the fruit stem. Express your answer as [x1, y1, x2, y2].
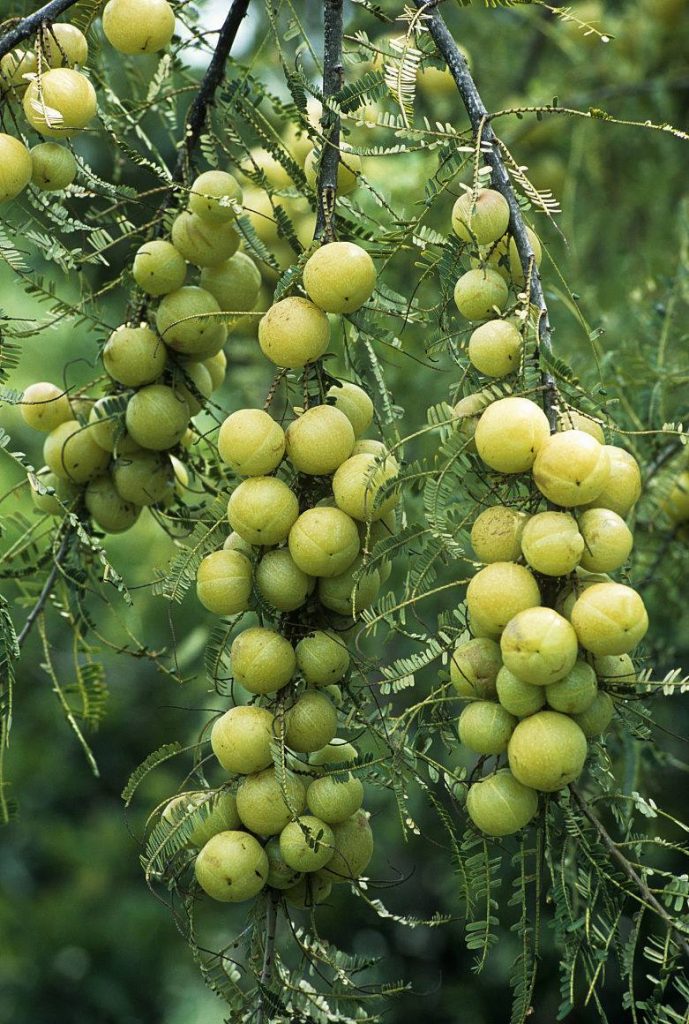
[15, 524, 73, 650]
[314, 0, 345, 242]
[256, 889, 280, 1021]
[0, 0, 79, 60]
[413, 0, 559, 432]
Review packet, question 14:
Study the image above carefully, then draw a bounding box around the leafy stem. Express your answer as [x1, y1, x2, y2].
[314, 0, 344, 242]
[16, 524, 73, 649]
[0, 0, 81, 60]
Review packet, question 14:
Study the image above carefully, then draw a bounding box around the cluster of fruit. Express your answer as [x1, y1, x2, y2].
[448, 389, 647, 837]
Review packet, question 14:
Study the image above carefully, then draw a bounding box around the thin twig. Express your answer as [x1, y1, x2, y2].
[0, 0, 80, 61]
[16, 527, 72, 649]
[255, 891, 279, 1024]
[314, 0, 344, 242]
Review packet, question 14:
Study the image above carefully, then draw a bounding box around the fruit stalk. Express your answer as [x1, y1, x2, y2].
[15, 524, 73, 650]
[256, 889, 279, 1023]
[0, 0, 81, 60]
[314, 0, 345, 241]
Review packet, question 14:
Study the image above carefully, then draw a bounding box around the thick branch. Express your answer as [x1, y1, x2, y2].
[414, 1, 559, 430]
[314, 0, 344, 241]
[255, 891, 279, 1024]
[0, 0, 80, 61]
[16, 527, 72, 650]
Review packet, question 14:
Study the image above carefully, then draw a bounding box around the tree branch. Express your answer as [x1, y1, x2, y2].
[315, 0, 345, 242]
[414, 1, 559, 430]
[0, 0, 80, 61]
[16, 526, 72, 650]
[255, 890, 279, 1024]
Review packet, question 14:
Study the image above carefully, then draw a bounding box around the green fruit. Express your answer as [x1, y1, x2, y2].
[218, 408, 285, 476]
[284, 872, 332, 907]
[304, 145, 361, 195]
[187, 791, 242, 848]
[663, 471, 689, 523]
[309, 739, 358, 772]
[452, 188, 510, 246]
[174, 361, 212, 416]
[466, 562, 541, 636]
[508, 228, 543, 286]
[279, 815, 335, 872]
[203, 350, 227, 392]
[475, 397, 550, 474]
[466, 769, 539, 836]
[255, 549, 313, 612]
[156, 286, 227, 357]
[593, 653, 635, 687]
[102, 0, 176, 54]
[102, 324, 167, 386]
[227, 477, 299, 546]
[231, 626, 296, 695]
[112, 451, 174, 505]
[211, 705, 275, 775]
[500, 607, 578, 686]
[468, 319, 521, 377]
[85, 474, 139, 532]
[321, 809, 373, 883]
[125, 385, 189, 450]
[0, 133, 32, 201]
[44, 23, 89, 67]
[285, 405, 355, 475]
[496, 666, 546, 718]
[288, 507, 360, 577]
[557, 408, 605, 444]
[196, 549, 253, 616]
[306, 773, 364, 825]
[303, 242, 376, 314]
[452, 391, 493, 450]
[200, 251, 262, 328]
[570, 582, 649, 655]
[578, 507, 634, 572]
[470, 505, 527, 563]
[571, 691, 615, 737]
[457, 701, 517, 755]
[43, 420, 110, 483]
[326, 382, 374, 437]
[508, 711, 588, 792]
[0, 50, 37, 92]
[332, 453, 398, 523]
[171, 210, 239, 268]
[318, 555, 380, 617]
[454, 268, 509, 321]
[351, 439, 392, 460]
[29, 142, 77, 191]
[189, 170, 242, 223]
[20, 381, 72, 431]
[584, 445, 641, 518]
[545, 660, 598, 714]
[23, 68, 97, 138]
[533, 431, 611, 508]
[235, 768, 306, 836]
[224, 531, 253, 556]
[296, 630, 350, 686]
[265, 836, 302, 889]
[133, 240, 186, 296]
[450, 636, 502, 700]
[258, 297, 330, 368]
[521, 511, 584, 576]
[285, 691, 338, 754]
[194, 830, 268, 902]
[31, 471, 80, 514]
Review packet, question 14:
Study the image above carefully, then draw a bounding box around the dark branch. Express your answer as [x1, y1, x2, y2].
[255, 891, 279, 1024]
[414, 1, 559, 430]
[315, 0, 345, 242]
[16, 527, 72, 650]
[0, 0, 80, 61]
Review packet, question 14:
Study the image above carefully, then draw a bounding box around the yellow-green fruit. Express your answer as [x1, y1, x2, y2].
[200, 251, 262, 326]
[318, 555, 380, 617]
[304, 146, 362, 195]
[289, 507, 360, 577]
[265, 836, 303, 889]
[112, 451, 174, 505]
[218, 409, 285, 476]
[458, 701, 517, 755]
[0, 133, 32, 202]
[466, 562, 541, 636]
[508, 229, 543, 286]
[309, 739, 358, 772]
[662, 471, 689, 523]
[496, 666, 546, 717]
[295, 630, 350, 686]
[584, 446, 641, 518]
[466, 770, 539, 837]
[189, 170, 242, 223]
[351, 439, 391, 461]
[102, 0, 175, 54]
[332, 453, 398, 523]
[450, 636, 502, 700]
[470, 505, 527, 563]
[235, 768, 306, 836]
[231, 626, 296, 695]
[285, 691, 338, 754]
[326, 382, 374, 437]
[454, 268, 509, 321]
[203, 350, 227, 392]
[500, 607, 578, 686]
[175, 361, 212, 416]
[196, 549, 253, 616]
[170, 210, 239, 268]
[186, 792, 242, 848]
[570, 582, 649, 655]
[156, 286, 227, 358]
[30, 142, 77, 191]
[508, 711, 587, 792]
[475, 397, 550, 474]
[85, 474, 139, 533]
[468, 319, 521, 378]
[0, 50, 37, 92]
[285, 405, 355, 475]
[258, 297, 330, 369]
[31, 471, 80, 514]
[303, 242, 376, 314]
[521, 511, 584, 576]
[211, 705, 275, 775]
[279, 815, 335, 872]
[533, 430, 610, 507]
[556, 569, 611, 621]
[224, 531, 253, 556]
[227, 477, 299, 546]
[44, 23, 89, 67]
[321, 809, 373, 883]
[307, 773, 364, 825]
[578, 507, 633, 572]
[43, 420, 110, 483]
[284, 872, 332, 907]
[453, 391, 493, 450]
[571, 691, 615, 737]
[593, 653, 635, 687]
[125, 385, 189, 450]
[557, 408, 605, 444]
[133, 240, 186, 296]
[102, 324, 167, 386]
[20, 381, 72, 432]
[23, 68, 97, 138]
[194, 831, 268, 902]
[451, 188, 510, 246]
[545, 660, 598, 714]
[255, 549, 312, 612]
